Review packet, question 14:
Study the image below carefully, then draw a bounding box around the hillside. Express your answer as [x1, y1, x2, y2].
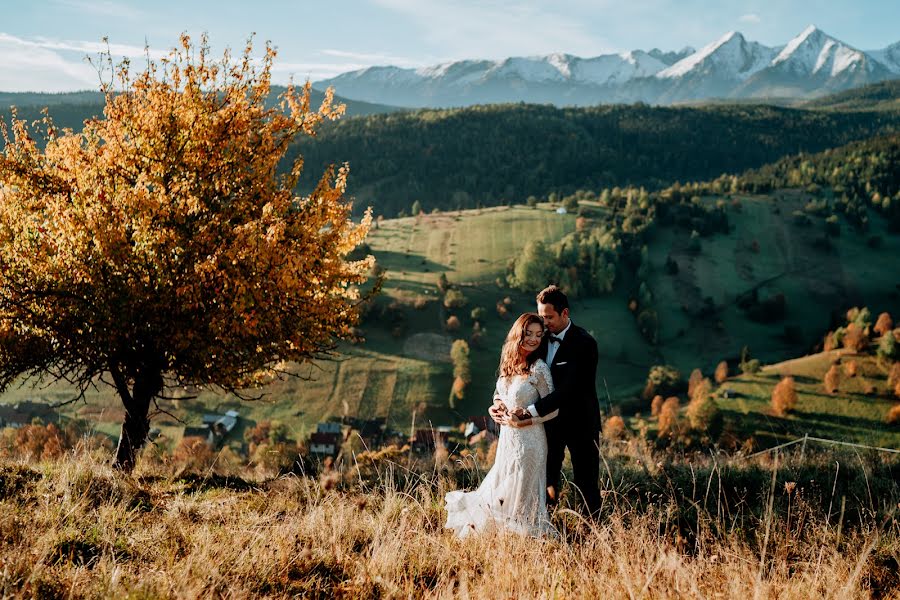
[291, 103, 900, 217]
[804, 79, 900, 111]
[0, 87, 402, 138]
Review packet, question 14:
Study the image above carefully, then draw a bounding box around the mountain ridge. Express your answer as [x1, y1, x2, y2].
[315, 25, 900, 107]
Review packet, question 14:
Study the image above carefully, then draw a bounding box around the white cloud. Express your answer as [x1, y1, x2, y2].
[371, 0, 614, 59]
[0, 34, 97, 91]
[739, 13, 762, 25]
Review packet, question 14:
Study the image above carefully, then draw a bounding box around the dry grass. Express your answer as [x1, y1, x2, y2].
[1, 448, 898, 599]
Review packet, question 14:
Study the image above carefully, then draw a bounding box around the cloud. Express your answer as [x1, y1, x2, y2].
[0, 34, 97, 91]
[371, 0, 614, 59]
[739, 13, 762, 25]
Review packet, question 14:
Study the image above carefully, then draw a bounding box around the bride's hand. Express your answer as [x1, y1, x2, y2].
[507, 409, 532, 428]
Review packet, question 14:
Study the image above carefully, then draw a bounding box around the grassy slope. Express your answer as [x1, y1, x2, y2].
[2, 198, 899, 449]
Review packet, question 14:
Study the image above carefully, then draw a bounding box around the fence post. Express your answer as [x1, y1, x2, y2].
[800, 433, 808, 461]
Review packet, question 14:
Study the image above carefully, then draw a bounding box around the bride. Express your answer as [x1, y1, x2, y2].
[445, 312, 558, 538]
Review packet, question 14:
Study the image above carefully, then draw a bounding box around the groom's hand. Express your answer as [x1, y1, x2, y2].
[489, 398, 506, 425]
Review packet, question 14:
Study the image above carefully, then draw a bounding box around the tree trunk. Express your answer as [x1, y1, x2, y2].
[113, 368, 163, 472]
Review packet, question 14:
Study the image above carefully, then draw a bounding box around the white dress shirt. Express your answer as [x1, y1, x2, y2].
[527, 320, 572, 417]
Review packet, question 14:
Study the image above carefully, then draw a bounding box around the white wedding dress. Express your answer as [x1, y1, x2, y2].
[445, 359, 558, 538]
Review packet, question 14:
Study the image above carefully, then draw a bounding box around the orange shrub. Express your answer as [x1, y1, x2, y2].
[446, 315, 461, 331]
[771, 376, 798, 417]
[657, 397, 680, 439]
[843, 360, 858, 378]
[842, 323, 868, 352]
[714, 361, 729, 384]
[602, 416, 627, 440]
[874, 312, 893, 336]
[824, 365, 840, 394]
[888, 363, 900, 391]
[687, 369, 704, 398]
[650, 395, 664, 417]
[887, 404, 900, 425]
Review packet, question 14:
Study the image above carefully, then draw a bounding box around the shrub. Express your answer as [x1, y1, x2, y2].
[687, 385, 721, 437]
[878, 332, 899, 361]
[443, 289, 468, 309]
[650, 395, 664, 417]
[874, 312, 893, 336]
[887, 404, 900, 425]
[740, 359, 761, 374]
[714, 361, 729, 384]
[470, 306, 487, 323]
[824, 365, 840, 394]
[687, 369, 704, 398]
[642, 365, 684, 400]
[843, 360, 858, 378]
[602, 416, 627, 441]
[889, 363, 900, 392]
[771, 377, 798, 417]
[657, 397, 681, 439]
[445, 315, 461, 331]
[842, 323, 868, 352]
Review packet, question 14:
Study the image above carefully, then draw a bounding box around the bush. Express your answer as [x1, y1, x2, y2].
[657, 397, 681, 439]
[445, 315, 461, 331]
[650, 395, 664, 417]
[878, 332, 899, 360]
[443, 289, 468, 309]
[687, 392, 721, 437]
[887, 404, 900, 425]
[843, 360, 858, 377]
[602, 416, 627, 441]
[714, 361, 728, 384]
[740, 359, 761, 374]
[642, 365, 684, 400]
[888, 364, 900, 393]
[771, 377, 798, 417]
[874, 312, 893, 336]
[842, 323, 868, 352]
[687, 369, 705, 398]
[824, 365, 840, 394]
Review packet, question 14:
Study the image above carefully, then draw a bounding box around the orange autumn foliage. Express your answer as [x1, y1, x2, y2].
[0, 35, 373, 470]
[771, 376, 798, 417]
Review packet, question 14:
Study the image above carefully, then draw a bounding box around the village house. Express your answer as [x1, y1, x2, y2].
[0, 401, 58, 429]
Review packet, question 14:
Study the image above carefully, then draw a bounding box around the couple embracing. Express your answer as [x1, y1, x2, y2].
[445, 285, 602, 538]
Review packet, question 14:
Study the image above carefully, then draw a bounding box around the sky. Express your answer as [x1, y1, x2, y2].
[3, 0, 899, 91]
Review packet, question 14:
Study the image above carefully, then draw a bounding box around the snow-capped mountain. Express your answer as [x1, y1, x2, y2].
[314, 26, 900, 108]
[866, 41, 900, 74]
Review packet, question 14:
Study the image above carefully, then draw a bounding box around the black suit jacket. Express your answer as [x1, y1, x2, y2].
[533, 323, 601, 434]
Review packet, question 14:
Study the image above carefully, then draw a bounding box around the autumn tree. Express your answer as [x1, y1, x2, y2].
[657, 397, 681, 440]
[874, 312, 893, 337]
[450, 339, 471, 405]
[714, 360, 729, 384]
[0, 37, 373, 470]
[824, 365, 841, 394]
[771, 376, 798, 417]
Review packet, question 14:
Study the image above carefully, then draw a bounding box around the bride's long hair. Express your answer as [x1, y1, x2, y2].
[498, 313, 548, 378]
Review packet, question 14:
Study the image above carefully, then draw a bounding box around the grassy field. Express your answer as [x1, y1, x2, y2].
[1, 450, 898, 598]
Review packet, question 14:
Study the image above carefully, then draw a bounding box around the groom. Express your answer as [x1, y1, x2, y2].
[489, 285, 602, 516]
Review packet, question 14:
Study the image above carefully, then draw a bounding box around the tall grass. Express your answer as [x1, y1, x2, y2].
[0, 444, 898, 598]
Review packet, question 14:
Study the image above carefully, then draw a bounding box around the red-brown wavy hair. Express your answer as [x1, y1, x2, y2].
[498, 312, 548, 378]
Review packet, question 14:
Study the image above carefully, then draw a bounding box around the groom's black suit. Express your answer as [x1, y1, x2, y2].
[533, 322, 602, 515]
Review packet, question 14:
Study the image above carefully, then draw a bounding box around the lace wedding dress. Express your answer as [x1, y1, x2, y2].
[445, 359, 558, 538]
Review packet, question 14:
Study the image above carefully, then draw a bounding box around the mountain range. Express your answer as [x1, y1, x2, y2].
[315, 25, 900, 107]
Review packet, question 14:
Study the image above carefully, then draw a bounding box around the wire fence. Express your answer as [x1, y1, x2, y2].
[746, 433, 900, 459]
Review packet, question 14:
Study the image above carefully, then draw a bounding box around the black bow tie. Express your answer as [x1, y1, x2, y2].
[548, 335, 562, 344]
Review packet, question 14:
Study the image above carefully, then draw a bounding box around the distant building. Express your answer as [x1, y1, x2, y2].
[0, 406, 32, 429]
[310, 432, 341, 456]
[316, 422, 343, 435]
[0, 401, 58, 429]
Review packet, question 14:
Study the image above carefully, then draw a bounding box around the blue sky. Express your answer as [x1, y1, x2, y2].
[3, 0, 899, 91]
